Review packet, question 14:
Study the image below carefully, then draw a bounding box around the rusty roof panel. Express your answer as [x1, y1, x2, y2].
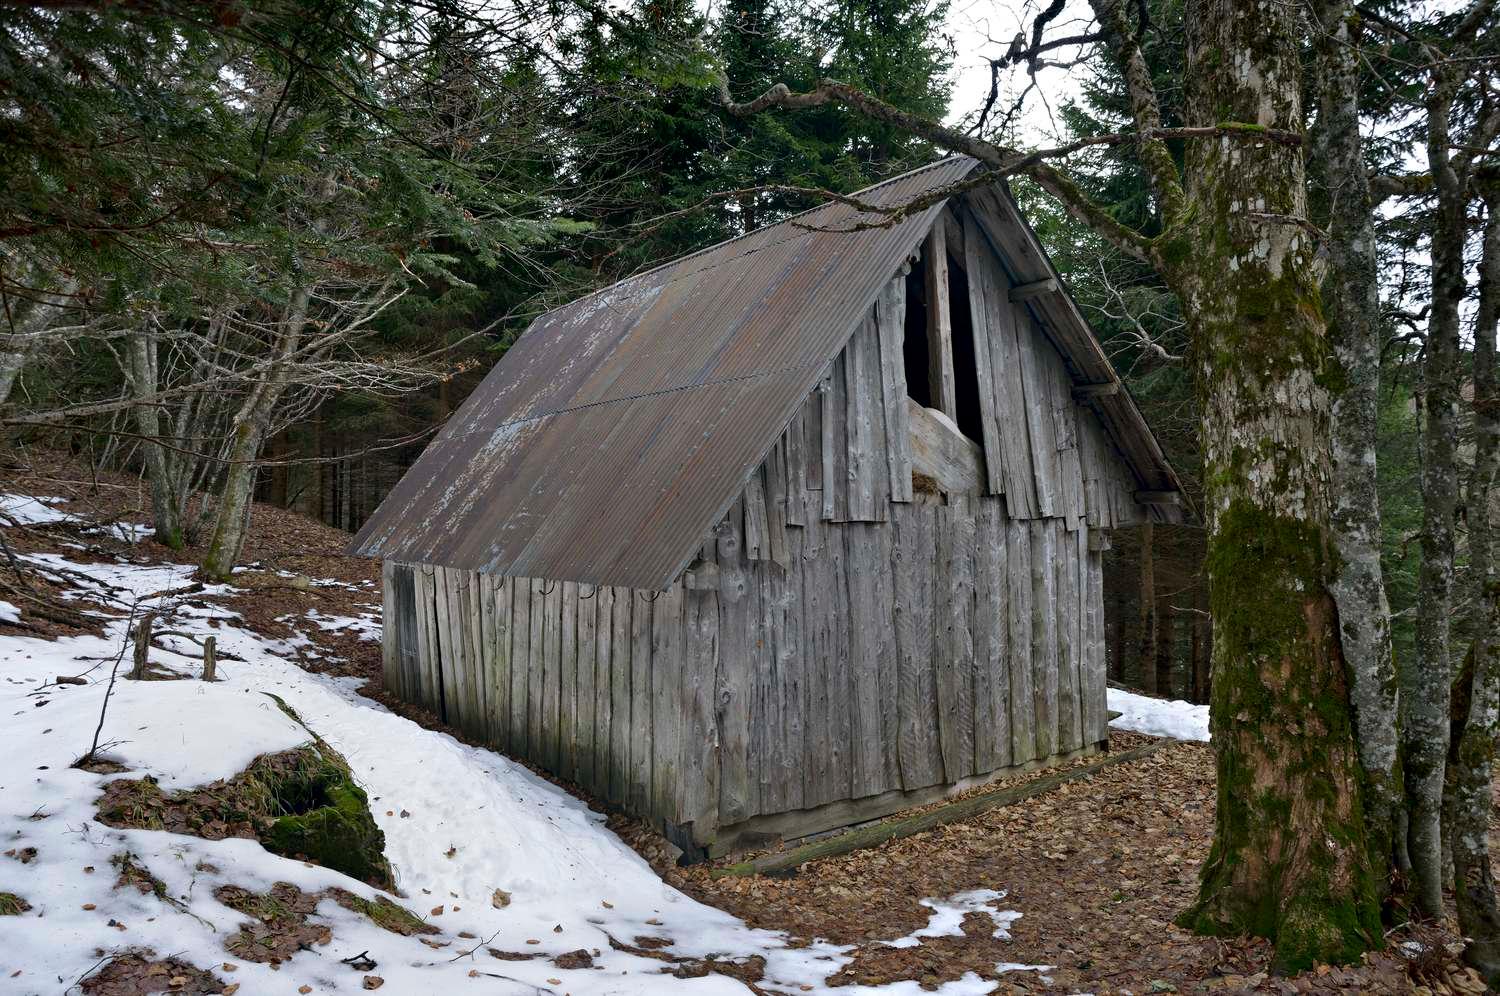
[350, 157, 981, 588]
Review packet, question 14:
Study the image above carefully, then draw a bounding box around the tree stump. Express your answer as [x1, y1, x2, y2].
[128, 612, 155, 680]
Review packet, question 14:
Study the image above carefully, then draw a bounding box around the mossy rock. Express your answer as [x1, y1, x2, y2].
[96, 717, 393, 890]
[262, 775, 391, 889]
[0, 892, 30, 915]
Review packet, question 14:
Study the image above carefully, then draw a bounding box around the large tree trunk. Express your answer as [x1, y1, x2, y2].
[1309, 0, 1402, 888]
[1171, 0, 1379, 969]
[200, 287, 311, 581]
[1449, 198, 1500, 984]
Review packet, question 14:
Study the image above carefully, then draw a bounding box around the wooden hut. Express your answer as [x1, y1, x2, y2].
[350, 156, 1183, 859]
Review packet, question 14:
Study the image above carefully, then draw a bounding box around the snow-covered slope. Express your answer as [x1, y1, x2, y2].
[0, 540, 1022, 995]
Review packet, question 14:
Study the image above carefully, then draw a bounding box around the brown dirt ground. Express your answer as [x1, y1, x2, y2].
[0, 451, 1490, 996]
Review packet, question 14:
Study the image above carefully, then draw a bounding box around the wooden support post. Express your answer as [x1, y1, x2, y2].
[129, 612, 155, 680]
[923, 226, 958, 419]
[202, 635, 217, 681]
[1008, 277, 1058, 302]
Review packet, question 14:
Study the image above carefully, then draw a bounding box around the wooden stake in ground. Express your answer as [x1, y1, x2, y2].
[129, 612, 155, 680]
[201, 635, 217, 681]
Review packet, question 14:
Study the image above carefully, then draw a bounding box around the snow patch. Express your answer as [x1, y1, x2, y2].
[883, 889, 1021, 948]
[0, 493, 73, 525]
[1107, 687, 1210, 742]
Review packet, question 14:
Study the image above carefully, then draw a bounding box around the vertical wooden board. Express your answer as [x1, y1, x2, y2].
[453, 570, 477, 735]
[716, 512, 757, 824]
[609, 586, 632, 804]
[1015, 325, 1062, 519]
[1029, 521, 1058, 759]
[799, 500, 834, 807]
[785, 411, 808, 527]
[428, 567, 450, 724]
[845, 313, 885, 522]
[1084, 542, 1109, 744]
[1054, 522, 1082, 753]
[682, 565, 721, 840]
[962, 212, 1007, 496]
[875, 274, 914, 502]
[467, 573, 487, 740]
[629, 590, 653, 815]
[559, 581, 578, 781]
[651, 583, 684, 826]
[433, 567, 459, 727]
[509, 578, 531, 756]
[477, 572, 497, 747]
[743, 468, 770, 561]
[844, 524, 885, 798]
[826, 518, 853, 801]
[934, 502, 977, 782]
[545, 580, 565, 770]
[424, 567, 445, 716]
[1006, 520, 1036, 762]
[980, 502, 1012, 769]
[575, 584, 597, 792]
[970, 505, 996, 773]
[1047, 354, 1087, 531]
[892, 504, 943, 790]
[823, 357, 850, 521]
[922, 225, 958, 421]
[779, 510, 806, 813]
[527, 578, 547, 764]
[381, 562, 399, 694]
[875, 517, 901, 790]
[805, 382, 825, 492]
[752, 560, 784, 816]
[974, 227, 1040, 517]
[492, 577, 512, 754]
[764, 437, 791, 566]
[593, 585, 615, 797]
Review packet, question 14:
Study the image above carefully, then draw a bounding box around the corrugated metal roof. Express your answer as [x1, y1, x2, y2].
[350, 156, 1181, 588]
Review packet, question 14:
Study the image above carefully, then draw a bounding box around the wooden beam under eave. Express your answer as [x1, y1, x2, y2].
[1133, 490, 1182, 506]
[1008, 277, 1058, 302]
[1072, 382, 1120, 400]
[924, 225, 959, 419]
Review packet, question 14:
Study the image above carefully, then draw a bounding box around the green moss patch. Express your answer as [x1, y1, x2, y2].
[215, 881, 435, 965]
[96, 742, 393, 890]
[0, 891, 30, 915]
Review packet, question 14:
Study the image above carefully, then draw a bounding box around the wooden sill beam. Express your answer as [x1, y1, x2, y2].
[711, 741, 1171, 877]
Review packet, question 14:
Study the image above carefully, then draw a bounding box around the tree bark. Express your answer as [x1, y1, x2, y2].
[1154, 591, 1175, 699]
[126, 332, 187, 548]
[1167, 0, 1380, 968]
[1136, 520, 1157, 692]
[1405, 64, 1472, 920]
[1449, 198, 1500, 984]
[0, 274, 79, 409]
[1309, 0, 1402, 888]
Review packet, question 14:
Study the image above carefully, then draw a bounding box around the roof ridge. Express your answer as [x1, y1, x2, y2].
[544, 156, 979, 319]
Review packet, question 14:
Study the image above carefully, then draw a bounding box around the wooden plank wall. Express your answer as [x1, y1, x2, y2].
[380, 217, 1144, 847]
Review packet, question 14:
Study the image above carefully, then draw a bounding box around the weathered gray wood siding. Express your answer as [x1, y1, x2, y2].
[379, 210, 1140, 848]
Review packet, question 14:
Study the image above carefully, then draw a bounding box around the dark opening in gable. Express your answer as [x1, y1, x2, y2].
[901, 233, 987, 448]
